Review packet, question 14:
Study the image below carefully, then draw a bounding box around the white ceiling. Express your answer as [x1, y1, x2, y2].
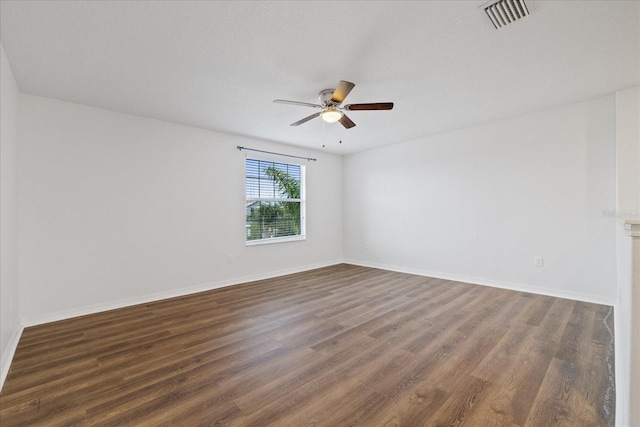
[1, 1, 638, 155]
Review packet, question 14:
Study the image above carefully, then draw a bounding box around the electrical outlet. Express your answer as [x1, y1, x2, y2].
[227, 254, 234, 264]
[533, 256, 544, 267]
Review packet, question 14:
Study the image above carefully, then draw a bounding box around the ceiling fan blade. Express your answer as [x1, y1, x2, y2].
[344, 102, 394, 111]
[339, 114, 356, 129]
[274, 99, 322, 109]
[331, 80, 355, 104]
[290, 112, 321, 126]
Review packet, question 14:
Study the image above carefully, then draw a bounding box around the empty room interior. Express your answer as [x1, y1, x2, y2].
[1, 1, 639, 426]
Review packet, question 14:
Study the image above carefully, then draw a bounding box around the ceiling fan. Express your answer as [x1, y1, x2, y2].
[273, 80, 393, 129]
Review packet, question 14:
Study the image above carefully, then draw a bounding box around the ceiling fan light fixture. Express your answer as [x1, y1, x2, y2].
[321, 109, 343, 123]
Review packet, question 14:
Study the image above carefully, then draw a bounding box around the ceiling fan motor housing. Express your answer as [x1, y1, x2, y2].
[319, 89, 337, 106]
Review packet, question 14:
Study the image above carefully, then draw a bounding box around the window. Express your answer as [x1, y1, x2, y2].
[245, 158, 305, 244]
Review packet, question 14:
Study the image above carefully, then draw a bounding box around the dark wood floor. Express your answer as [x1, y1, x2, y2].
[0, 264, 615, 426]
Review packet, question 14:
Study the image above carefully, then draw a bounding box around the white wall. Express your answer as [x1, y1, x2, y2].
[344, 95, 617, 304]
[614, 85, 640, 427]
[0, 43, 21, 385]
[18, 95, 343, 324]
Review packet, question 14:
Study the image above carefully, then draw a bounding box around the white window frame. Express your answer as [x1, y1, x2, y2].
[245, 157, 306, 246]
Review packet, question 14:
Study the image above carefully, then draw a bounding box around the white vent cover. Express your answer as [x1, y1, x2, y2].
[482, 0, 530, 29]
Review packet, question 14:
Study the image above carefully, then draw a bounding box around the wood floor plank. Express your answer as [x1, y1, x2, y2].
[524, 357, 578, 426]
[235, 335, 415, 425]
[428, 375, 491, 426]
[0, 264, 615, 426]
[471, 321, 536, 383]
[373, 386, 450, 426]
[232, 333, 377, 416]
[533, 298, 577, 344]
[556, 302, 598, 363]
[497, 337, 558, 425]
[523, 295, 557, 327]
[279, 349, 412, 426]
[372, 288, 522, 411]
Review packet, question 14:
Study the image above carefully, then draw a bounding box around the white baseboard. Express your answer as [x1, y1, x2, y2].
[344, 258, 616, 307]
[22, 259, 344, 328]
[1, 323, 24, 392]
[21, 258, 614, 328]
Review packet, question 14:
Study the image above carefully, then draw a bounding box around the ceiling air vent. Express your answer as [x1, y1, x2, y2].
[482, 0, 530, 29]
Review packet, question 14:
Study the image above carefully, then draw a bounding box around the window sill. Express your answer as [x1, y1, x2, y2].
[246, 235, 306, 246]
